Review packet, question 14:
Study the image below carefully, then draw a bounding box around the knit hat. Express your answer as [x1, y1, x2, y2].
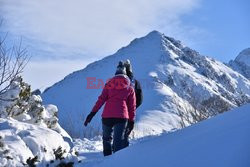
[124, 59, 133, 79]
[115, 61, 127, 75]
[124, 59, 133, 73]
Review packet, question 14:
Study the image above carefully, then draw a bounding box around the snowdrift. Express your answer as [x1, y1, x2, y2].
[88, 103, 250, 167]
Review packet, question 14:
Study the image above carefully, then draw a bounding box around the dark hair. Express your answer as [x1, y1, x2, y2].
[126, 69, 133, 80]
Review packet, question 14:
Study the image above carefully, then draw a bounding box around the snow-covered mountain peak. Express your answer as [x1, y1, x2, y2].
[145, 30, 163, 39]
[115, 30, 163, 57]
[235, 48, 250, 66]
[42, 31, 250, 138]
[116, 30, 186, 61]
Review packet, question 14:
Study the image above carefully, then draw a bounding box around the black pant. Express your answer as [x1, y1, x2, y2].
[102, 118, 128, 156]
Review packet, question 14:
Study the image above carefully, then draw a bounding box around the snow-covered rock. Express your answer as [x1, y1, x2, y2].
[0, 77, 76, 166]
[42, 31, 250, 138]
[228, 48, 250, 79]
[0, 118, 72, 167]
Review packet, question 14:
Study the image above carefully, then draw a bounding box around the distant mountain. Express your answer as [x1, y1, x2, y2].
[42, 31, 250, 138]
[228, 48, 250, 79]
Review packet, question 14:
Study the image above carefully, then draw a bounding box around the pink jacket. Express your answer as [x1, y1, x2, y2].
[91, 74, 136, 121]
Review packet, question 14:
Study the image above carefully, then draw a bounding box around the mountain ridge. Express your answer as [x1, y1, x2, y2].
[43, 30, 163, 94]
[42, 31, 250, 138]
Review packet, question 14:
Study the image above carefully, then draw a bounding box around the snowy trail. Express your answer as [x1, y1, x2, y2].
[77, 152, 104, 167]
[72, 137, 104, 166]
[74, 133, 168, 166]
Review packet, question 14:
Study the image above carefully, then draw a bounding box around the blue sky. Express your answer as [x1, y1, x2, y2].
[0, 0, 249, 90]
[182, 0, 250, 62]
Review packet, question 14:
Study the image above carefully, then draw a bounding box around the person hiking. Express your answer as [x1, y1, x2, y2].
[84, 61, 136, 156]
[123, 59, 143, 147]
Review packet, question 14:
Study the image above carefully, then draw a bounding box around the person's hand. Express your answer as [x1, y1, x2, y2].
[125, 120, 134, 136]
[84, 112, 96, 126]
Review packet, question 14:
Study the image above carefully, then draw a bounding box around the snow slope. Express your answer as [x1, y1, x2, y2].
[229, 48, 250, 79]
[42, 31, 250, 138]
[79, 103, 250, 167]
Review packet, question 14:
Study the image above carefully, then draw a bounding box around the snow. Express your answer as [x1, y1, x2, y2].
[0, 76, 76, 166]
[235, 48, 250, 66]
[72, 137, 103, 165]
[76, 103, 250, 167]
[0, 118, 72, 167]
[1, 31, 249, 166]
[42, 31, 250, 139]
[228, 48, 250, 79]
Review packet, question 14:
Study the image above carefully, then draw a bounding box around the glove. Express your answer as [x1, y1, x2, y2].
[84, 112, 96, 126]
[125, 120, 134, 136]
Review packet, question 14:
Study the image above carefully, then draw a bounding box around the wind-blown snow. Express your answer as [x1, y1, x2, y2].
[42, 31, 250, 138]
[77, 103, 250, 167]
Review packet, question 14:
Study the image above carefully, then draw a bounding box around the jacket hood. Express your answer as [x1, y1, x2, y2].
[106, 74, 131, 89]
